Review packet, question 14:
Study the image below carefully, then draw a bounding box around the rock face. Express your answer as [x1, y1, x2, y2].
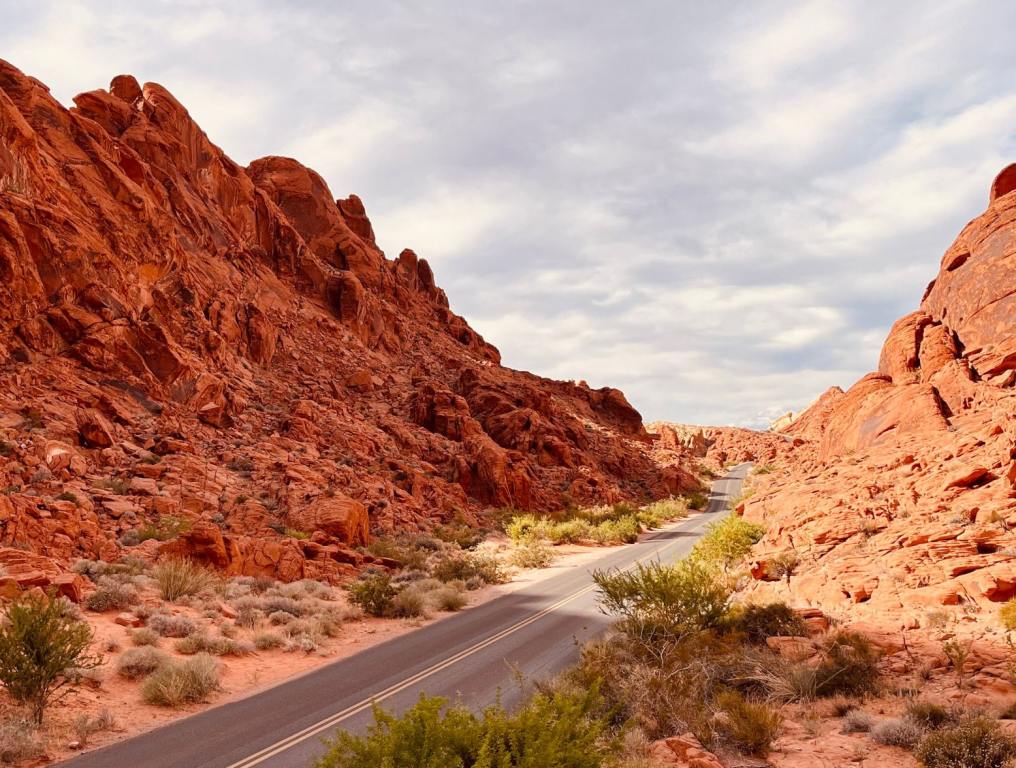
[746, 166, 1016, 628]
[0, 61, 679, 588]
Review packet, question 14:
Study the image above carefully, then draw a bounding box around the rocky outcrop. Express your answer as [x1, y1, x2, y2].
[741, 166, 1016, 633]
[0, 60, 686, 588]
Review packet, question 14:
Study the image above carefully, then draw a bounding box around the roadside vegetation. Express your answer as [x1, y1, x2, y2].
[504, 497, 691, 547]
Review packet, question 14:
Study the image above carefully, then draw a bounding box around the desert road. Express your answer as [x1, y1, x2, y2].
[60, 462, 752, 768]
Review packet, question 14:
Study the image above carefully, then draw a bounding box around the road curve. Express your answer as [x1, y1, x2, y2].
[60, 463, 752, 768]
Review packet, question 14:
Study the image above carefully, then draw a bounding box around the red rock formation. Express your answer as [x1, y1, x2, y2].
[0, 61, 681, 589]
[743, 165, 1016, 631]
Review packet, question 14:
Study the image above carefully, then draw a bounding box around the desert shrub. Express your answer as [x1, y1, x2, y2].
[741, 656, 819, 702]
[763, 551, 800, 580]
[116, 647, 169, 680]
[814, 632, 881, 698]
[254, 632, 284, 651]
[467, 552, 510, 585]
[316, 687, 609, 768]
[347, 571, 398, 617]
[314, 615, 343, 638]
[999, 598, 1016, 631]
[235, 606, 263, 629]
[430, 585, 467, 612]
[594, 559, 731, 645]
[141, 654, 220, 707]
[726, 602, 806, 644]
[639, 497, 689, 525]
[0, 718, 41, 764]
[589, 516, 641, 545]
[432, 520, 485, 550]
[137, 516, 192, 543]
[916, 717, 1016, 768]
[148, 613, 197, 638]
[511, 537, 556, 568]
[85, 578, 139, 612]
[391, 588, 428, 619]
[261, 595, 304, 617]
[131, 628, 160, 647]
[0, 592, 101, 723]
[906, 700, 955, 730]
[687, 492, 708, 510]
[269, 610, 294, 625]
[842, 709, 873, 733]
[714, 690, 781, 756]
[692, 516, 765, 568]
[72, 707, 116, 748]
[365, 535, 437, 571]
[871, 717, 922, 748]
[506, 514, 542, 543]
[153, 558, 214, 601]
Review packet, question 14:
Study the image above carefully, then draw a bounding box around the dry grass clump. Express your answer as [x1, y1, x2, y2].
[511, 537, 556, 568]
[153, 559, 214, 602]
[999, 598, 1016, 630]
[175, 633, 254, 657]
[870, 717, 922, 748]
[85, 578, 139, 612]
[72, 708, 116, 748]
[714, 690, 782, 756]
[117, 647, 169, 680]
[726, 602, 807, 644]
[253, 632, 284, 651]
[0, 718, 41, 764]
[130, 628, 160, 647]
[141, 654, 220, 707]
[841, 709, 873, 733]
[148, 613, 197, 638]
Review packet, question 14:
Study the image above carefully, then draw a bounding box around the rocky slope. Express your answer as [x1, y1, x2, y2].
[740, 163, 1016, 670]
[0, 61, 690, 593]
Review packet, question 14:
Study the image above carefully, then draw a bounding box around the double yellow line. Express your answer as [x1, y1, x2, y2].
[226, 510, 718, 768]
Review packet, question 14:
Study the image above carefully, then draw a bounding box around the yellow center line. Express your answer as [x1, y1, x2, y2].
[225, 510, 721, 768]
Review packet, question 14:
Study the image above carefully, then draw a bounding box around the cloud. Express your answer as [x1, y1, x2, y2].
[3, 0, 1016, 428]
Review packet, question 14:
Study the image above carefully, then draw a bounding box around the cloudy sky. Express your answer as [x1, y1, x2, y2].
[4, 1, 1016, 427]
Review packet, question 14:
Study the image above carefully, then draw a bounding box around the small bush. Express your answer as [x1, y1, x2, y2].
[0, 592, 101, 723]
[727, 602, 807, 644]
[0, 718, 42, 764]
[131, 628, 160, 647]
[254, 632, 284, 651]
[594, 559, 731, 644]
[141, 654, 220, 707]
[148, 613, 197, 638]
[116, 647, 168, 680]
[814, 632, 881, 698]
[511, 538, 555, 568]
[842, 709, 873, 733]
[430, 585, 467, 612]
[715, 690, 781, 756]
[153, 558, 214, 601]
[347, 571, 398, 617]
[261, 596, 304, 617]
[871, 717, 922, 748]
[692, 516, 765, 568]
[906, 699, 954, 730]
[390, 588, 428, 619]
[916, 717, 1016, 768]
[999, 598, 1016, 630]
[269, 610, 294, 625]
[85, 579, 138, 612]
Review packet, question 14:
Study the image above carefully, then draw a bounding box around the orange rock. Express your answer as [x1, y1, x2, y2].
[649, 734, 724, 768]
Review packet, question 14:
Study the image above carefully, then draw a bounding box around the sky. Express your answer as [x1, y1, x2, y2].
[3, 0, 1016, 427]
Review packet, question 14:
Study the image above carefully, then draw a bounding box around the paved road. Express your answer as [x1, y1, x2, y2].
[61, 463, 752, 768]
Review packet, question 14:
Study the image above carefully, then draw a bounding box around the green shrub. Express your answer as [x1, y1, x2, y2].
[0, 593, 101, 723]
[692, 516, 765, 568]
[714, 690, 781, 756]
[116, 647, 169, 680]
[687, 492, 708, 511]
[141, 654, 220, 707]
[315, 687, 609, 768]
[639, 497, 689, 526]
[347, 571, 398, 617]
[727, 602, 807, 644]
[594, 559, 731, 644]
[432, 520, 485, 550]
[137, 516, 192, 543]
[506, 514, 541, 543]
[153, 558, 214, 601]
[916, 717, 1016, 768]
[999, 598, 1016, 630]
[814, 632, 881, 698]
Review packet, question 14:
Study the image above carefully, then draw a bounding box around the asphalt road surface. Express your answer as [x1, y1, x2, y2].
[60, 462, 752, 768]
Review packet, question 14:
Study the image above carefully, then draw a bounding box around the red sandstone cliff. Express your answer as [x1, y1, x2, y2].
[0, 61, 687, 590]
[744, 165, 1016, 627]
